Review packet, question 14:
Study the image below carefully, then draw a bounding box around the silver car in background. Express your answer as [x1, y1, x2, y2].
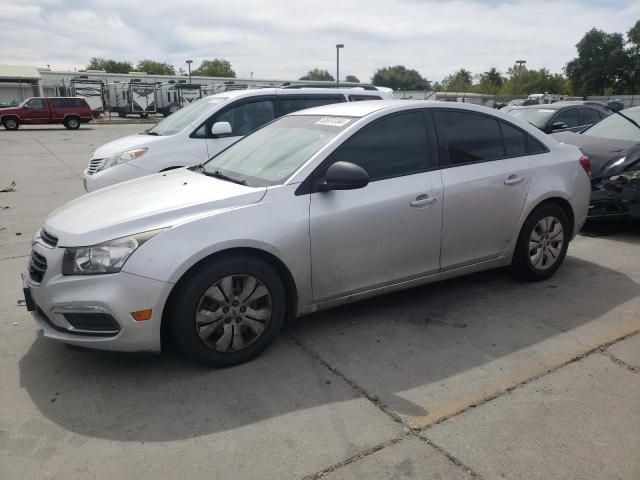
[23, 100, 591, 367]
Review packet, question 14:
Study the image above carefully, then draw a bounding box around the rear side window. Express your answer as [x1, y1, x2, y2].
[526, 136, 547, 154]
[436, 111, 504, 164]
[348, 95, 382, 101]
[279, 96, 344, 115]
[500, 121, 526, 156]
[50, 98, 87, 108]
[580, 108, 601, 125]
[326, 111, 428, 181]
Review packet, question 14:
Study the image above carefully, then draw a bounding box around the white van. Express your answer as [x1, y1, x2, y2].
[84, 87, 392, 191]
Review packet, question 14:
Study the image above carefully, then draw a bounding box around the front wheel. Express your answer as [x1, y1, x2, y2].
[168, 255, 287, 367]
[2, 117, 19, 130]
[511, 204, 570, 281]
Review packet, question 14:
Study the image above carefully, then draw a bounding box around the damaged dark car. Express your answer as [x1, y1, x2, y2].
[551, 106, 640, 221]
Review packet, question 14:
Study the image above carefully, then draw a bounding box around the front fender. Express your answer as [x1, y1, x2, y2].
[122, 184, 312, 311]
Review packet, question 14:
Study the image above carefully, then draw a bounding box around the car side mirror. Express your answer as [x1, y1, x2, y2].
[551, 121, 568, 131]
[321, 162, 369, 191]
[22, 105, 29, 110]
[210, 121, 232, 137]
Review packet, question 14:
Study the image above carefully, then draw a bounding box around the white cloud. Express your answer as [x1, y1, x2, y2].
[0, 0, 639, 81]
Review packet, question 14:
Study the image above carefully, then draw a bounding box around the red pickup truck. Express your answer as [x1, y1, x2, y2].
[0, 97, 92, 130]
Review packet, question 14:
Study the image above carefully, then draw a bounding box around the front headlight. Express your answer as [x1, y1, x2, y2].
[100, 148, 148, 171]
[62, 228, 167, 275]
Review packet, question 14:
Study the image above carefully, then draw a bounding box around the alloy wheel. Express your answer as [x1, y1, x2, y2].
[195, 274, 272, 352]
[529, 216, 564, 270]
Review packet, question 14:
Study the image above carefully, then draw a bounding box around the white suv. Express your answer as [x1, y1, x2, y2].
[84, 87, 392, 191]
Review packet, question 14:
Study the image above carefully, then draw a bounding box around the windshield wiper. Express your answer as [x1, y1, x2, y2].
[145, 130, 161, 136]
[202, 170, 248, 186]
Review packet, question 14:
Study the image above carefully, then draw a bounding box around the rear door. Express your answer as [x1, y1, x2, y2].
[309, 110, 443, 301]
[434, 109, 538, 270]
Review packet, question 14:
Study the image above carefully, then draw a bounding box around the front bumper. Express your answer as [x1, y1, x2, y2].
[83, 162, 151, 192]
[24, 242, 173, 352]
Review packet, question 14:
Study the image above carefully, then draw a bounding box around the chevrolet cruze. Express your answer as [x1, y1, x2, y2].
[23, 100, 591, 367]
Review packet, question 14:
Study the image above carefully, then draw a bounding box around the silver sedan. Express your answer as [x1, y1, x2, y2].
[24, 100, 591, 366]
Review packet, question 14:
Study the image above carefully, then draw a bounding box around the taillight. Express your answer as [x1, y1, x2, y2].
[579, 155, 591, 177]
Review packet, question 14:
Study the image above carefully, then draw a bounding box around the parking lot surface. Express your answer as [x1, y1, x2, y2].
[1, 124, 639, 479]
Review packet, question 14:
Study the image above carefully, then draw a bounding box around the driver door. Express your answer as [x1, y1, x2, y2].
[21, 98, 48, 124]
[309, 110, 443, 302]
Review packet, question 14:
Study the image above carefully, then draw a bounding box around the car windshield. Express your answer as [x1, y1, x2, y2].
[508, 108, 556, 128]
[146, 96, 227, 136]
[202, 115, 355, 186]
[582, 108, 640, 142]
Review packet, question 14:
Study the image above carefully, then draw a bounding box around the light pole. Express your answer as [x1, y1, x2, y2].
[515, 59, 526, 96]
[336, 44, 344, 87]
[186, 59, 193, 84]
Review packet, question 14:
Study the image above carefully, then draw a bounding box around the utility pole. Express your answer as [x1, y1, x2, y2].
[186, 59, 193, 84]
[515, 59, 526, 96]
[336, 44, 344, 87]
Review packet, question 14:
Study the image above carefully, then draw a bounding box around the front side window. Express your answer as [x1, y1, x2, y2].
[279, 96, 344, 115]
[148, 96, 227, 136]
[437, 110, 504, 165]
[203, 115, 352, 186]
[27, 98, 44, 109]
[325, 111, 428, 180]
[214, 99, 276, 136]
[553, 108, 579, 128]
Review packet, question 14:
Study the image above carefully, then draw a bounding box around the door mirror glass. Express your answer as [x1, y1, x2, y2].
[551, 121, 568, 131]
[322, 161, 369, 191]
[211, 121, 232, 136]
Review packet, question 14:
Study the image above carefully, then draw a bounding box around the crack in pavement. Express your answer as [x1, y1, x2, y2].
[285, 332, 482, 479]
[287, 329, 640, 479]
[29, 130, 83, 180]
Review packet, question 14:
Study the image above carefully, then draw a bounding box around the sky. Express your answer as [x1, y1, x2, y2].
[1, 0, 639, 82]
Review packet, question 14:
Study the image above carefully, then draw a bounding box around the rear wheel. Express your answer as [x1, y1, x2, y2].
[2, 117, 19, 130]
[511, 204, 570, 281]
[168, 255, 287, 367]
[64, 116, 80, 130]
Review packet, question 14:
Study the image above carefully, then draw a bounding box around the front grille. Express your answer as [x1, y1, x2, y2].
[40, 229, 58, 248]
[28, 250, 47, 283]
[87, 158, 105, 175]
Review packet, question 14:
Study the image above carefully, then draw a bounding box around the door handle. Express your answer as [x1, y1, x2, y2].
[504, 175, 524, 186]
[411, 194, 437, 207]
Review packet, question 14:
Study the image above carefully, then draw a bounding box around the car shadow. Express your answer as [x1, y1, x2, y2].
[18, 256, 639, 442]
[580, 218, 640, 245]
[0, 128, 96, 132]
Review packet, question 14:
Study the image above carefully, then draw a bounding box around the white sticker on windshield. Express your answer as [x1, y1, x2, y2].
[315, 117, 351, 127]
[538, 109, 555, 113]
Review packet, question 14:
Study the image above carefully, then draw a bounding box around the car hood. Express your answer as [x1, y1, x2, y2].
[550, 131, 640, 178]
[91, 132, 169, 159]
[0, 106, 19, 114]
[44, 168, 266, 246]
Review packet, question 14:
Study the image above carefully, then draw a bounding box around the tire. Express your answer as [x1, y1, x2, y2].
[511, 203, 570, 281]
[2, 117, 19, 130]
[140, 113, 148, 119]
[64, 116, 80, 130]
[118, 112, 126, 118]
[168, 255, 287, 367]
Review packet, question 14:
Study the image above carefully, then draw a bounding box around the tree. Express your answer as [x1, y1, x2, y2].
[441, 69, 473, 92]
[85, 57, 132, 74]
[344, 74, 360, 83]
[477, 67, 504, 94]
[191, 59, 236, 78]
[627, 20, 640, 91]
[564, 28, 631, 95]
[371, 65, 429, 90]
[136, 59, 175, 75]
[299, 68, 335, 81]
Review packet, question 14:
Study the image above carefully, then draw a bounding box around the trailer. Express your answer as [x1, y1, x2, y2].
[106, 80, 157, 118]
[70, 77, 105, 117]
[175, 81, 205, 108]
[155, 82, 180, 117]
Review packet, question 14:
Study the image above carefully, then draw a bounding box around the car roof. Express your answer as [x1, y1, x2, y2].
[290, 99, 507, 118]
[204, 87, 388, 102]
